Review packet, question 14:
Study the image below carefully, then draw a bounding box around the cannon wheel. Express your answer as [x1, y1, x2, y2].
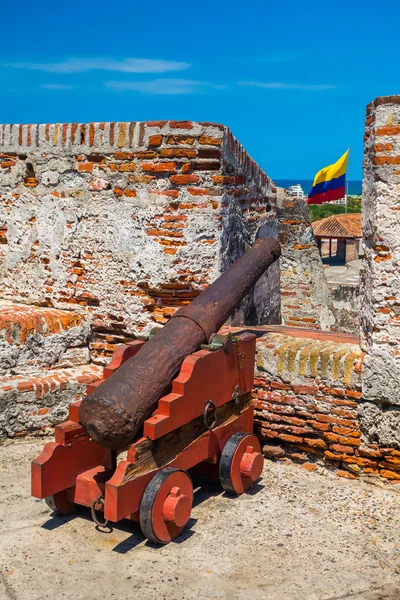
[219, 432, 263, 494]
[45, 491, 74, 515]
[140, 468, 193, 544]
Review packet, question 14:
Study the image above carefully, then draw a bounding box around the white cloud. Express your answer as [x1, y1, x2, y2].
[6, 57, 190, 74]
[238, 81, 336, 91]
[106, 78, 223, 95]
[41, 83, 74, 90]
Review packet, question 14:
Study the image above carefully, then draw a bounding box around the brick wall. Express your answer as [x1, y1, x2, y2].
[0, 121, 279, 364]
[360, 95, 400, 449]
[252, 326, 400, 483]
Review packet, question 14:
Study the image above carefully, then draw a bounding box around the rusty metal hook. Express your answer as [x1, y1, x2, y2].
[204, 399, 217, 430]
[91, 495, 109, 529]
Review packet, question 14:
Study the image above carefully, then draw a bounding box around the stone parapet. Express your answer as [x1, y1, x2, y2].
[0, 364, 102, 439]
[251, 326, 400, 484]
[0, 120, 279, 364]
[0, 302, 89, 375]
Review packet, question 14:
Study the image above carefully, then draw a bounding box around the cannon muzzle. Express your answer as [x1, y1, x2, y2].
[80, 237, 280, 449]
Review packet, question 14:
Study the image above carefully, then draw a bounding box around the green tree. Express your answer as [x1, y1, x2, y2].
[308, 197, 361, 222]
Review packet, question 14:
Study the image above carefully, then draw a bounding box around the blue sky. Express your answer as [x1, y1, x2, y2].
[2, 0, 400, 180]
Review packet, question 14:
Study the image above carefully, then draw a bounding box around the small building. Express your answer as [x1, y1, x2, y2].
[312, 213, 362, 263]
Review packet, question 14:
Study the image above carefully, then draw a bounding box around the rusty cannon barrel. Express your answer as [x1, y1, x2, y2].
[80, 237, 281, 449]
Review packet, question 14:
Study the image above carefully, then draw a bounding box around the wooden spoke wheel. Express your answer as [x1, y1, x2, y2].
[140, 468, 193, 544]
[45, 491, 74, 515]
[219, 432, 263, 495]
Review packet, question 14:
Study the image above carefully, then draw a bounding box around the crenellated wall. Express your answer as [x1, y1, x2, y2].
[0, 121, 279, 365]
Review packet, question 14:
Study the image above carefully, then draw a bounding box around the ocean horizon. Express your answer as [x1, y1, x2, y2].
[275, 179, 362, 196]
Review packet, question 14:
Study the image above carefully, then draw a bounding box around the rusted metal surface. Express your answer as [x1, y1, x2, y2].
[80, 237, 280, 449]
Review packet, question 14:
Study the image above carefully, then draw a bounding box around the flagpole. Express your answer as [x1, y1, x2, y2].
[345, 146, 350, 214]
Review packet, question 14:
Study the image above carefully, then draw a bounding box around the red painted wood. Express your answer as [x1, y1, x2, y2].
[31, 440, 110, 499]
[150, 471, 193, 543]
[144, 333, 256, 440]
[86, 380, 102, 395]
[67, 466, 112, 507]
[33, 334, 257, 525]
[229, 434, 263, 494]
[68, 401, 81, 423]
[103, 340, 145, 380]
[54, 420, 86, 444]
[104, 407, 253, 522]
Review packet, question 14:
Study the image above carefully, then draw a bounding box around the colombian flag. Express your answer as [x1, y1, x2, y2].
[307, 150, 349, 205]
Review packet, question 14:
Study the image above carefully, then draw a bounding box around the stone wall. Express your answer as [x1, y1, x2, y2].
[252, 326, 400, 483]
[277, 188, 335, 330]
[0, 121, 279, 365]
[328, 283, 360, 335]
[360, 95, 400, 448]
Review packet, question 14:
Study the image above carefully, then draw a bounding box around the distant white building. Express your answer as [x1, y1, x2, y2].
[288, 184, 304, 199]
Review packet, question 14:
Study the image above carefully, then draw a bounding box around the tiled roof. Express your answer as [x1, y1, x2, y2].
[312, 213, 362, 238]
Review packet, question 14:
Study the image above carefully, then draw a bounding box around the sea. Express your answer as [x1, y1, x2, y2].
[275, 179, 362, 196]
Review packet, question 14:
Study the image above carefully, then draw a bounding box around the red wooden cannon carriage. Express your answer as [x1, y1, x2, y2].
[31, 331, 263, 544]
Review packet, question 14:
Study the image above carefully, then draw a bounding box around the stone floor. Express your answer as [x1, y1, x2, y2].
[324, 259, 361, 285]
[1, 437, 400, 600]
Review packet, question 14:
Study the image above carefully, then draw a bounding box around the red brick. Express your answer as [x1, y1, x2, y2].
[332, 407, 356, 419]
[345, 390, 362, 400]
[147, 121, 167, 127]
[259, 428, 279, 439]
[136, 151, 157, 159]
[114, 151, 135, 160]
[17, 381, 34, 392]
[376, 125, 400, 136]
[293, 385, 318, 395]
[337, 470, 356, 480]
[159, 149, 197, 158]
[142, 162, 176, 173]
[170, 174, 200, 185]
[277, 433, 304, 443]
[380, 469, 400, 480]
[332, 425, 361, 438]
[188, 188, 209, 196]
[374, 143, 393, 153]
[79, 163, 93, 172]
[324, 432, 360, 447]
[308, 421, 330, 432]
[270, 381, 292, 391]
[320, 387, 347, 397]
[303, 438, 327, 449]
[199, 136, 222, 146]
[357, 447, 382, 459]
[331, 444, 354, 455]
[373, 156, 400, 165]
[316, 414, 356, 428]
[148, 135, 163, 147]
[166, 135, 195, 145]
[170, 121, 193, 129]
[118, 163, 137, 172]
[302, 462, 317, 472]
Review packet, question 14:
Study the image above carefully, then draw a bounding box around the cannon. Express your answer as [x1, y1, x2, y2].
[31, 237, 280, 544]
